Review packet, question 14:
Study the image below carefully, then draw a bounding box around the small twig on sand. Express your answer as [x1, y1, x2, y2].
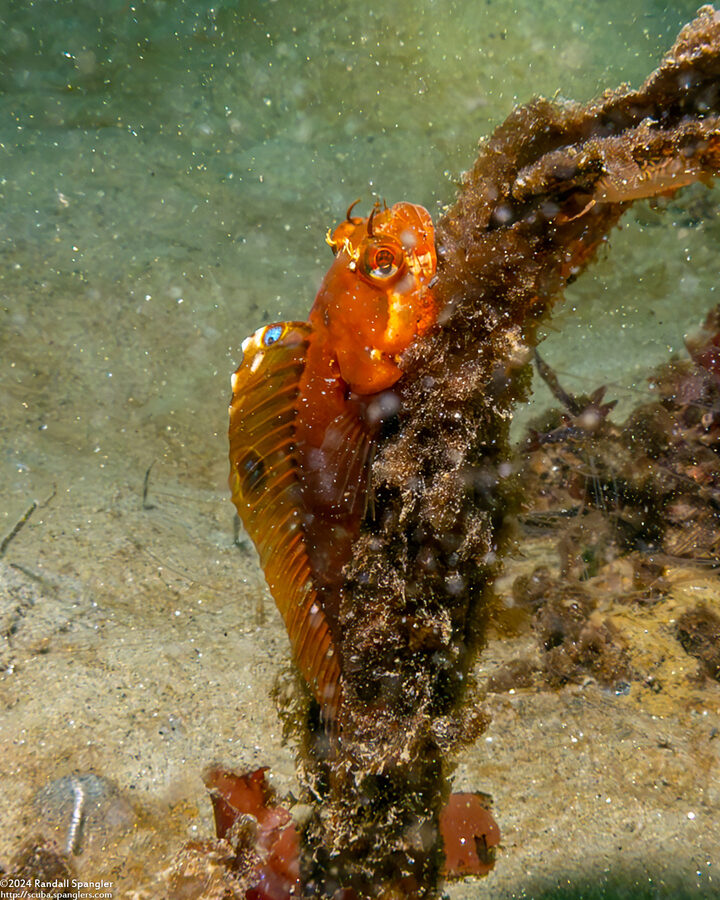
[142, 460, 157, 510]
[0, 502, 37, 559]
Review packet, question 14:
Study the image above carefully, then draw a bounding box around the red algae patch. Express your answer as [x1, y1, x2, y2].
[440, 792, 501, 878]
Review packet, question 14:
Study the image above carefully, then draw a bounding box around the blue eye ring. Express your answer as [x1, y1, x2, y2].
[263, 324, 283, 346]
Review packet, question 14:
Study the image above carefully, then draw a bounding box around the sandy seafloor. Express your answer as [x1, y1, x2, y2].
[1, 0, 719, 896]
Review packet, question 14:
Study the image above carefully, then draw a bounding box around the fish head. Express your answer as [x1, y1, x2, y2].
[313, 201, 437, 394]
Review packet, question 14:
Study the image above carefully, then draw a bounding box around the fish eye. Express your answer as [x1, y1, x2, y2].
[359, 240, 405, 284]
[263, 324, 283, 346]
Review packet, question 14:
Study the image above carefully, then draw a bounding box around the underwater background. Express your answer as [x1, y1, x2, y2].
[1, 1, 718, 896]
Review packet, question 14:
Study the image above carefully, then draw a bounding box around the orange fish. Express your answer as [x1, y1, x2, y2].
[228, 201, 437, 724]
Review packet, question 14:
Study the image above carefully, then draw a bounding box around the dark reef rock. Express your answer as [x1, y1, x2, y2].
[518, 308, 720, 572]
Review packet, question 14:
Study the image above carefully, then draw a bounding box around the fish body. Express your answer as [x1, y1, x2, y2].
[229, 202, 436, 722]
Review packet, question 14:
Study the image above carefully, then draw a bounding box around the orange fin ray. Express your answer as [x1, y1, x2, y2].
[331, 411, 374, 519]
[300, 405, 374, 522]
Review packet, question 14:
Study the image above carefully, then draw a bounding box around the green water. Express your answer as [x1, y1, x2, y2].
[0, 0, 710, 492]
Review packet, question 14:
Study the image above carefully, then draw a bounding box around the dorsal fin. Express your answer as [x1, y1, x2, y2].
[228, 322, 341, 721]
